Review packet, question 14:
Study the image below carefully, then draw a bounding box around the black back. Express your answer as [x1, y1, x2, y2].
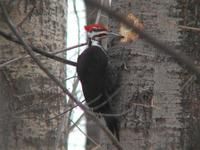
[77, 46, 108, 111]
[77, 45, 120, 140]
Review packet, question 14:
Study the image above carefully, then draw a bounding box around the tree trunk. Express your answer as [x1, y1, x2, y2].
[178, 0, 200, 149]
[100, 0, 198, 149]
[0, 1, 67, 150]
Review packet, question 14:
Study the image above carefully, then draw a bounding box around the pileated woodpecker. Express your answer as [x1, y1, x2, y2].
[77, 24, 122, 140]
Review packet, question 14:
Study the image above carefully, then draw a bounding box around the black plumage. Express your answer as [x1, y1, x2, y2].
[77, 45, 120, 140]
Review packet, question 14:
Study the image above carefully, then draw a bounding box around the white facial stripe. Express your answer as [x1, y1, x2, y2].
[95, 31, 108, 35]
[87, 30, 108, 39]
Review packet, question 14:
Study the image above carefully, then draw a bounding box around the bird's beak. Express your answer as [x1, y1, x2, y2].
[107, 31, 124, 38]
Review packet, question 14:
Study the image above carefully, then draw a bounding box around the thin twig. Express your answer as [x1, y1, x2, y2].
[47, 79, 156, 120]
[54, 111, 68, 150]
[0, 30, 78, 67]
[47, 99, 85, 121]
[64, 75, 77, 81]
[15, 91, 65, 115]
[0, 1, 123, 150]
[92, 85, 124, 111]
[72, 0, 81, 52]
[0, 4, 123, 149]
[95, 0, 103, 23]
[16, 5, 36, 28]
[69, 113, 85, 131]
[99, 108, 132, 117]
[178, 25, 200, 32]
[84, 0, 200, 80]
[99, 102, 159, 118]
[0, 41, 86, 68]
[53, 42, 86, 55]
[180, 75, 196, 92]
[0, 54, 26, 68]
[70, 117, 99, 146]
[47, 102, 156, 121]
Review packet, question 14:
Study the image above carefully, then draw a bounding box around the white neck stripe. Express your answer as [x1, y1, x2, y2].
[91, 40, 107, 55]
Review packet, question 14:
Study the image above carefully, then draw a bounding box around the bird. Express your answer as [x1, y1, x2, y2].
[76, 23, 123, 140]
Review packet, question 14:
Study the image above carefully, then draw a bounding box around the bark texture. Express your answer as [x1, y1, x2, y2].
[178, 0, 200, 149]
[0, 1, 67, 149]
[103, 0, 184, 149]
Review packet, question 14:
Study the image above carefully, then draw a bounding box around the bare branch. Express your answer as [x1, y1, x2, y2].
[54, 112, 68, 150]
[92, 85, 124, 111]
[180, 75, 196, 92]
[53, 42, 87, 55]
[0, 54, 26, 68]
[69, 113, 85, 131]
[64, 75, 77, 81]
[0, 42, 86, 69]
[70, 117, 99, 146]
[99, 102, 159, 118]
[84, 0, 200, 80]
[178, 25, 200, 32]
[95, 0, 104, 23]
[0, 30, 78, 67]
[16, 4, 36, 28]
[0, 3, 123, 149]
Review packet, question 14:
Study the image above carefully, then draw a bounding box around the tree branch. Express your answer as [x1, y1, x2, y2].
[0, 30, 78, 67]
[70, 117, 99, 146]
[0, 3, 123, 150]
[84, 0, 200, 80]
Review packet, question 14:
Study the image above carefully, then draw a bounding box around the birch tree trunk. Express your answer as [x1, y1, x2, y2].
[100, 0, 199, 149]
[0, 1, 67, 150]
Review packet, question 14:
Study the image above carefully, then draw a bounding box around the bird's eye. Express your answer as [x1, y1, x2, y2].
[92, 28, 104, 32]
[92, 28, 99, 32]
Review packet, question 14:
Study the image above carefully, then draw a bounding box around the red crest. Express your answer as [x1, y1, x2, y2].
[84, 24, 107, 32]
